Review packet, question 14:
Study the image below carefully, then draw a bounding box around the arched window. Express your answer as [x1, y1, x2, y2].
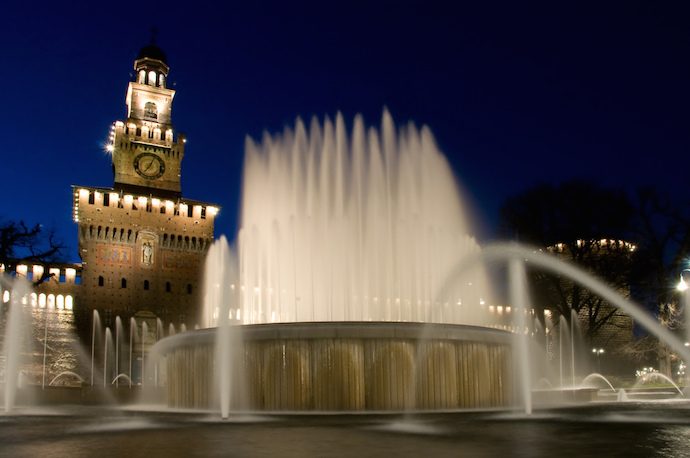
[121, 278, 127, 288]
[159, 74, 165, 87]
[144, 102, 157, 120]
[187, 284, 193, 294]
[56, 295, 64, 310]
[138, 70, 145, 83]
[47, 294, 55, 308]
[148, 70, 156, 86]
[166, 281, 171, 293]
[65, 295, 73, 311]
[38, 293, 46, 308]
[98, 276, 104, 287]
[30, 293, 37, 307]
[144, 280, 150, 290]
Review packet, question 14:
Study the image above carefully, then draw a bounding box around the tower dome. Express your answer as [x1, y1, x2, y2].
[137, 44, 167, 65]
[133, 41, 170, 88]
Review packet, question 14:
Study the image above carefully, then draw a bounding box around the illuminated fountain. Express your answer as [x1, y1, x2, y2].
[154, 112, 690, 415]
[158, 112, 513, 414]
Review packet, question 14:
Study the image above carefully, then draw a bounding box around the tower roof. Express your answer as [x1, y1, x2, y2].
[137, 44, 167, 65]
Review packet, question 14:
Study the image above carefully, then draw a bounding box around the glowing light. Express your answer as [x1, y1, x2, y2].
[124, 195, 133, 206]
[16, 265, 27, 276]
[79, 188, 89, 198]
[207, 206, 219, 216]
[31, 293, 37, 307]
[2, 291, 9, 303]
[151, 198, 160, 207]
[33, 265, 44, 279]
[138, 196, 148, 207]
[39, 293, 46, 308]
[179, 203, 188, 215]
[115, 121, 124, 128]
[165, 200, 174, 212]
[65, 268, 76, 281]
[109, 192, 119, 205]
[106, 144, 114, 153]
[47, 294, 55, 309]
[56, 294, 64, 310]
[65, 295, 73, 311]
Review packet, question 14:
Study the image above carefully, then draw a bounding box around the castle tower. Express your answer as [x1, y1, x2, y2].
[72, 41, 219, 328]
[112, 43, 184, 197]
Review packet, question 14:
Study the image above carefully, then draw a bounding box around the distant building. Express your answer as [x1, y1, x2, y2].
[546, 239, 636, 350]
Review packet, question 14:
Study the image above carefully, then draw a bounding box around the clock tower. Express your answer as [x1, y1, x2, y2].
[72, 41, 219, 329]
[111, 43, 184, 197]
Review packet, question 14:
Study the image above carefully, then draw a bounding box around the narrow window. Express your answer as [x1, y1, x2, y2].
[98, 276, 104, 287]
[88, 192, 95, 205]
[187, 284, 192, 294]
[121, 278, 127, 289]
[144, 280, 149, 290]
[103, 193, 110, 207]
[166, 281, 171, 293]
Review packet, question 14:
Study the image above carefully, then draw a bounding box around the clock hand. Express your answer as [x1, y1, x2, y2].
[143, 159, 155, 172]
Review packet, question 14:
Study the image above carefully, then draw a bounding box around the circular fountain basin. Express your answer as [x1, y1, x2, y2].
[156, 322, 514, 412]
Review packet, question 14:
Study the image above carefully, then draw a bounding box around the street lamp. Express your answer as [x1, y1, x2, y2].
[677, 269, 690, 292]
[678, 269, 690, 391]
[592, 347, 605, 373]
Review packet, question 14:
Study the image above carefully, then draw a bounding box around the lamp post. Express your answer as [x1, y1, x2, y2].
[676, 269, 690, 390]
[592, 348, 604, 373]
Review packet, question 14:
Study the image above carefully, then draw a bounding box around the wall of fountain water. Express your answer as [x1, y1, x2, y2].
[1, 276, 31, 412]
[202, 111, 492, 327]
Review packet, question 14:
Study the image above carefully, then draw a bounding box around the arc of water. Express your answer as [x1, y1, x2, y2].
[634, 372, 684, 396]
[581, 373, 616, 392]
[435, 243, 690, 414]
[112, 373, 133, 385]
[49, 371, 85, 386]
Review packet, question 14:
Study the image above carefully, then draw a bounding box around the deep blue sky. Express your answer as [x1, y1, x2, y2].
[1, 1, 688, 262]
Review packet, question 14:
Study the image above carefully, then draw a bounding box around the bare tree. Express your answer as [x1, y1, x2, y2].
[499, 180, 635, 344]
[0, 220, 65, 285]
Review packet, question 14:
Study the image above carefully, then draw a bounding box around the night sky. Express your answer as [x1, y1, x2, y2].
[1, 1, 688, 262]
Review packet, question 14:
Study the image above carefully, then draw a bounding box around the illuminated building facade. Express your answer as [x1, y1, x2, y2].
[72, 43, 218, 327]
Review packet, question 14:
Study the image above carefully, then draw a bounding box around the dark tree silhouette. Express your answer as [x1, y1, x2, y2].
[0, 220, 65, 285]
[499, 180, 635, 345]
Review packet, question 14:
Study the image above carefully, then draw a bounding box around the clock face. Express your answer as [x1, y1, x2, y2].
[134, 153, 165, 179]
